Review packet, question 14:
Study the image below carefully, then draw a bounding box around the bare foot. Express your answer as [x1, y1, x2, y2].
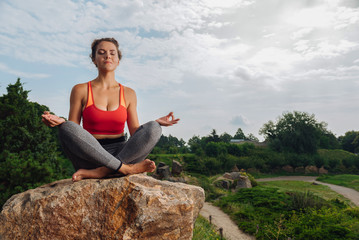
[119, 159, 156, 175]
[72, 166, 112, 182]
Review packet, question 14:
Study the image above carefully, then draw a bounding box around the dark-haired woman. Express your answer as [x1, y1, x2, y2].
[42, 38, 179, 181]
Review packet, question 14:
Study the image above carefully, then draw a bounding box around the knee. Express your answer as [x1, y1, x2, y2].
[143, 121, 162, 140]
[58, 121, 79, 139]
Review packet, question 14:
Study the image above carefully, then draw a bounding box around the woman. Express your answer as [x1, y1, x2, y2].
[42, 37, 179, 182]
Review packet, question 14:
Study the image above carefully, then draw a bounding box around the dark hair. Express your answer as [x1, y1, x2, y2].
[90, 38, 122, 64]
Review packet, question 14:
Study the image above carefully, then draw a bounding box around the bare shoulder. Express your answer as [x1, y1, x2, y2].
[123, 85, 137, 107]
[123, 85, 137, 98]
[71, 82, 87, 94]
[70, 82, 88, 100]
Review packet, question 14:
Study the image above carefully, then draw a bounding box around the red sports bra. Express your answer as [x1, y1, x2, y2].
[82, 81, 127, 135]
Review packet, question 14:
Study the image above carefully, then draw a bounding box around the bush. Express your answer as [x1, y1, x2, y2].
[289, 191, 329, 211]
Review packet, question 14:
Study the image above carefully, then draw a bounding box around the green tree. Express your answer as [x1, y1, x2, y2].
[259, 111, 330, 154]
[233, 128, 246, 139]
[219, 132, 232, 143]
[208, 129, 220, 142]
[188, 135, 201, 153]
[247, 133, 259, 142]
[339, 131, 359, 153]
[0, 79, 67, 207]
[156, 134, 187, 153]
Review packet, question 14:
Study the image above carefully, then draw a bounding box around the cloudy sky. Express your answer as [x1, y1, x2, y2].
[0, 0, 358, 141]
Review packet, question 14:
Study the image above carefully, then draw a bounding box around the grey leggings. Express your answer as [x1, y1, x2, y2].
[58, 121, 162, 172]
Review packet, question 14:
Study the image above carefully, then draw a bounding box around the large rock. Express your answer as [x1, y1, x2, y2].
[0, 174, 205, 240]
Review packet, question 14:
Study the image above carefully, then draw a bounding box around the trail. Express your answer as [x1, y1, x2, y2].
[256, 176, 359, 207]
[200, 202, 255, 240]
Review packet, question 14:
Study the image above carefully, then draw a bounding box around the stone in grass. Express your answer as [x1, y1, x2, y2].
[172, 160, 183, 175]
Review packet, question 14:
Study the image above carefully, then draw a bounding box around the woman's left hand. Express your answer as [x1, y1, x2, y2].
[156, 112, 180, 126]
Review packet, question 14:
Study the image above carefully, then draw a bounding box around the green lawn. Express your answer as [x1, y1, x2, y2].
[260, 180, 353, 205]
[317, 174, 359, 192]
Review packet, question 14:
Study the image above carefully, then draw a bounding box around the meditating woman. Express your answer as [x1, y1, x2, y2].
[42, 37, 179, 182]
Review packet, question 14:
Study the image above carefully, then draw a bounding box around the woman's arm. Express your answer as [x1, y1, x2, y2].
[68, 83, 87, 125]
[41, 83, 86, 127]
[125, 86, 140, 136]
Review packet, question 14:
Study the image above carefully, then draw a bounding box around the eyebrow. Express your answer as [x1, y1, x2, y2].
[97, 49, 116, 52]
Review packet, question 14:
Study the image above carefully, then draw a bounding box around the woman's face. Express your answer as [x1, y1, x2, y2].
[93, 41, 120, 71]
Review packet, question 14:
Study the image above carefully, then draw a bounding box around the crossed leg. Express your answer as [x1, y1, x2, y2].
[72, 159, 156, 181]
[58, 121, 162, 182]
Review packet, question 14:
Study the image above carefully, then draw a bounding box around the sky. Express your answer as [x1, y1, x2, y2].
[0, 0, 358, 142]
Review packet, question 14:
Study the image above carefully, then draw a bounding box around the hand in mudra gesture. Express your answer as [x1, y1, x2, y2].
[41, 111, 66, 127]
[156, 112, 180, 126]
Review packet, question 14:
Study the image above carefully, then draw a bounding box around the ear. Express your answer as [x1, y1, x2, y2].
[92, 59, 98, 67]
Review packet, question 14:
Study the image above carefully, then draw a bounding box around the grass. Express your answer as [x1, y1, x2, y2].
[317, 174, 359, 192]
[193, 215, 227, 240]
[260, 180, 353, 206]
[215, 185, 359, 240]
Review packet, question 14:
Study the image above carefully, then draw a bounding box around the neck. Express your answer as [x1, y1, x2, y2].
[95, 71, 118, 88]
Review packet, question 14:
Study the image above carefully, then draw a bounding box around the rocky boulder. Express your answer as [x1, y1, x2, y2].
[0, 174, 205, 240]
[171, 160, 183, 175]
[282, 165, 294, 173]
[305, 165, 318, 174]
[223, 172, 241, 180]
[235, 176, 252, 190]
[319, 166, 328, 174]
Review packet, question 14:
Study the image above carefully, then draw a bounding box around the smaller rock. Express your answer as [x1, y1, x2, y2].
[157, 162, 167, 169]
[231, 165, 240, 172]
[223, 172, 232, 179]
[229, 172, 241, 180]
[319, 167, 328, 174]
[172, 160, 183, 175]
[157, 165, 171, 179]
[219, 180, 231, 189]
[282, 165, 294, 173]
[305, 165, 318, 174]
[235, 176, 252, 190]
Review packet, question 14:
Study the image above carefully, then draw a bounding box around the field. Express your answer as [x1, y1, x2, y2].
[317, 174, 359, 192]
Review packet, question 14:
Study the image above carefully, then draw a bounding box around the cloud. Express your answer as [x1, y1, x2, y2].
[230, 115, 250, 126]
[0, 0, 358, 141]
[0, 62, 50, 79]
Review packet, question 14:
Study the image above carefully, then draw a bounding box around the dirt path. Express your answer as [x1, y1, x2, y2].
[200, 202, 255, 240]
[257, 176, 359, 207]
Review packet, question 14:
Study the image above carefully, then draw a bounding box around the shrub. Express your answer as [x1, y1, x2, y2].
[289, 191, 329, 211]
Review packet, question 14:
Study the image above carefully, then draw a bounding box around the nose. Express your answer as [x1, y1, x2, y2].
[105, 51, 111, 59]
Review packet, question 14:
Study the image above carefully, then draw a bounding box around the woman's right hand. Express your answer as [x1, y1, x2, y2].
[41, 111, 66, 127]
